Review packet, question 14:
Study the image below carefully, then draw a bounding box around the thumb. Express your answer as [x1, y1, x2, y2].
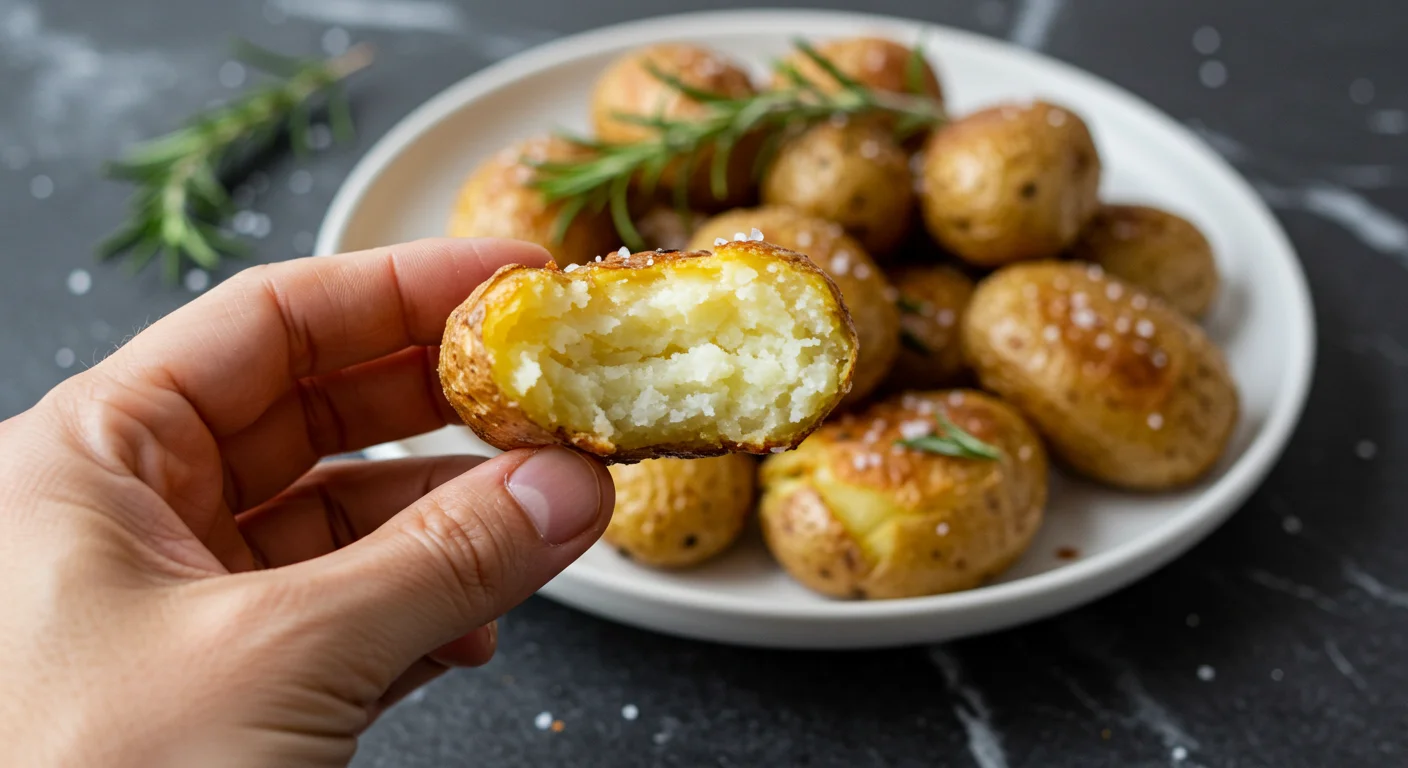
[289, 446, 614, 679]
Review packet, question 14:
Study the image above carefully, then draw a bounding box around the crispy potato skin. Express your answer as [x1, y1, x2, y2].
[438, 242, 858, 463]
[446, 136, 619, 267]
[591, 44, 759, 210]
[920, 102, 1102, 267]
[605, 455, 756, 567]
[1069, 205, 1219, 319]
[687, 207, 900, 407]
[961, 261, 1238, 489]
[771, 36, 943, 107]
[886, 264, 976, 390]
[761, 122, 914, 257]
[759, 390, 1047, 599]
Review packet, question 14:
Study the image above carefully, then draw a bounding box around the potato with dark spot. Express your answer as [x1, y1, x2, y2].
[886, 264, 975, 390]
[920, 101, 1102, 267]
[687, 206, 900, 407]
[606, 455, 756, 568]
[759, 390, 1047, 599]
[447, 136, 620, 267]
[761, 121, 914, 257]
[591, 44, 759, 210]
[961, 261, 1238, 489]
[1069, 204, 1219, 319]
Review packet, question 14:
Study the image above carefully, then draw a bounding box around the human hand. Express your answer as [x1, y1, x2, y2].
[0, 239, 615, 767]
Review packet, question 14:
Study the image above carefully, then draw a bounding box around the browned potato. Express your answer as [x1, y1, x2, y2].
[439, 241, 858, 463]
[606, 455, 756, 568]
[886, 264, 975, 390]
[962, 261, 1238, 489]
[447, 136, 619, 267]
[759, 390, 1047, 599]
[634, 204, 700, 252]
[771, 36, 943, 107]
[686, 207, 900, 407]
[761, 121, 913, 257]
[591, 44, 759, 210]
[920, 101, 1102, 267]
[1069, 204, 1219, 318]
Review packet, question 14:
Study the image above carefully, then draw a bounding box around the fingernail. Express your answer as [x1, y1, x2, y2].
[506, 447, 603, 545]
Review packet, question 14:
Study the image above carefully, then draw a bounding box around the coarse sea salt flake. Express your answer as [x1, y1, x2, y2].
[734, 232, 748, 242]
[617, 246, 630, 258]
[714, 237, 728, 246]
[564, 264, 579, 272]
[750, 227, 765, 241]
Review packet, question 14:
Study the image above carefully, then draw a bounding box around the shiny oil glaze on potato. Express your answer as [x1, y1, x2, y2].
[759, 390, 1047, 600]
[962, 261, 1238, 489]
[439, 240, 858, 463]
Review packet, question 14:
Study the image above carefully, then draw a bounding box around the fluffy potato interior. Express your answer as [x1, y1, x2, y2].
[480, 251, 851, 450]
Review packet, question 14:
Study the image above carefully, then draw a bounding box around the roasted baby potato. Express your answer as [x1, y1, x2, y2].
[439, 240, 858, 462]
[761, 121, 914, 257]
[759, 390, 1047, 599]
[687, 207, 900, 407]
[886, 264, 976, 390]
[1069, 204, 1219, 319]
[771, 36, 943, 107]
[606, 454, 756, 568]
[447, 136, 619, 267]
[591, 44, 759, 209]
[962, 261, 1238, 489]
[634, 204, 700, 252]
[920, 101, 1102, 267]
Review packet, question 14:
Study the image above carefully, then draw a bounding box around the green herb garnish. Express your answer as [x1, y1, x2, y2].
[897, 411, 1001, 460]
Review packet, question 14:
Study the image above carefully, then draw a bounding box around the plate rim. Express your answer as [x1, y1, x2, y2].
[318, 9, 1316, 627]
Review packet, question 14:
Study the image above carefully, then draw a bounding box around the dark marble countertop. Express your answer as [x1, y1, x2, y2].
[3, 1, 1406, 766]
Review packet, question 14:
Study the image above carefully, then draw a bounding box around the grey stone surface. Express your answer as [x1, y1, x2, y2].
[2, 0, 1406, 765]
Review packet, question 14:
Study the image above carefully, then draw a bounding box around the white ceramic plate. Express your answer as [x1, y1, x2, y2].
[317, 10, 1314, 649]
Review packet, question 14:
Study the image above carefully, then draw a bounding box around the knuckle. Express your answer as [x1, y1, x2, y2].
[403, 495, 509, 619]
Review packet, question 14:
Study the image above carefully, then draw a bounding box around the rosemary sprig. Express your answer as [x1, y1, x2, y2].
[900, 328, 932, 356]
[897, 412, 1002, 460]
[530, 38, 945, 251]
[99, 41, 374, 282]
[896, 295, 925, 314]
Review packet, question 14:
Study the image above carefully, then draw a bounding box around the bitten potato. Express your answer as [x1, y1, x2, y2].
[1069, 204, 1219, 319]
[439, 240, 858, 463]
[687, 207, 900, 407]
[759, 390, 1047, 599]
[591, 44, 759, 209]
[962, 261, 1238, 489]
[447, 136, 619, 267]
[920, 101, 1102, 267]
[761, 121, 914, 257]
[606, 455, 756, 568]
[886, 264, 975, 390]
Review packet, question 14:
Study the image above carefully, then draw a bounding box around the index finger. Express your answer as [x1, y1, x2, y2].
[106, 237, 550, 436]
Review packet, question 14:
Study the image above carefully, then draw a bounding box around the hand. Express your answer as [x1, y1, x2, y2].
[0, 239, 615, 767]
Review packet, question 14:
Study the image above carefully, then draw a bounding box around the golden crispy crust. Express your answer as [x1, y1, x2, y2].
[760, 390, 1047, 599]
[760, 121, 914, 257]
[438, 241, 858, 464]
[884, 264, 976, 391]
[605, 454, 757, 568]
[687, 207, 900, 408]
[961, 261, 1238, 489]
[1068, 204, 1219, 319]
[445, 136, 620, 267]
[591, 44, 759, 210]
[920, 101, 1102, 267]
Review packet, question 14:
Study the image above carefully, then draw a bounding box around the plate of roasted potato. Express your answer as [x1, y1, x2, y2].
[319, 10, 1313, 649]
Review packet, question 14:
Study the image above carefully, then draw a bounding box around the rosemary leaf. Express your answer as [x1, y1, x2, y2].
[792, 38, 864, 92]
[900, 328, 931, 356]
[897, 295, 925, 314]
[896, 411, 1002, 460]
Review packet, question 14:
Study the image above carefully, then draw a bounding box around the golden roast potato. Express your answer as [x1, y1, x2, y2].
[687, 207, 900, 407]
[761, 121, 914, 257]
[446, 135, 619, 267]
[920, 101, 1102, 267]
[771, 36, 943, 105]
[591, 44, 759, 210]
[606, 455, 756, 568]
[961, 261, 1238, 489]
[1069, 204, 1219, 319]
[439, 240, 858, 463]
[885, 264, 975, 390]
[759, 390, 1047, 599]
